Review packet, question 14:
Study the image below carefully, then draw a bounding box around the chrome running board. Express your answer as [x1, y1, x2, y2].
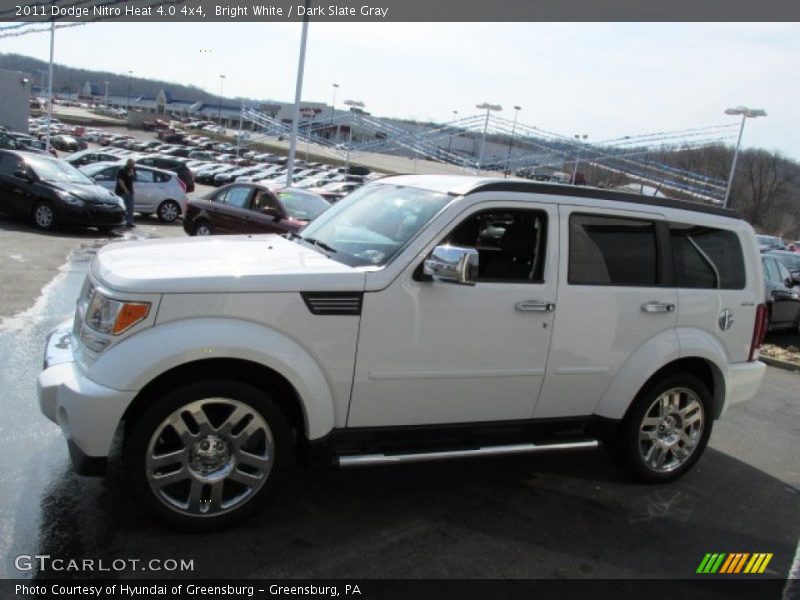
[337, 439, 599, 467]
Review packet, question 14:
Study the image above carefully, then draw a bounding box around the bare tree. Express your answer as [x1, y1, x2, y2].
[731, 150, 796, 229]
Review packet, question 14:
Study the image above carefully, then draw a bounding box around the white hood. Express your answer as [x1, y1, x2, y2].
[92, 234, 365, 293]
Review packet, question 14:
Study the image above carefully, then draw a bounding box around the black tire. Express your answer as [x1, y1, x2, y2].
[123, 379, 293, 531]
[157, 200, 180, 223]
[612, 374, 712, 483]
[192, 220, 213, 236]
[31, 200, 57, 230]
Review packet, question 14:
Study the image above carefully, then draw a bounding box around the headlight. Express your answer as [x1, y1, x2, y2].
[57, 190, 85, 206]
[85, 291, 150, 335]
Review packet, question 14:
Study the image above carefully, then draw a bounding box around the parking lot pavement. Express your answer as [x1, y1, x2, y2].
[0, 229, 797, 582]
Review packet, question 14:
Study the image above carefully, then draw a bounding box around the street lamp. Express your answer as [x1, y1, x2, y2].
[126, 70, 132, 111]
[343, 99, 365, 173]
[330, 82, 339, 123]
[476, 102, 502, 170]
[218, 74, 226, 124]
[447, 110, 458, 154]
[571, 133, 588, 185]
[104, 80, 109, 107]
[504, 105, 521, 176]
[723, 106, 767, 208]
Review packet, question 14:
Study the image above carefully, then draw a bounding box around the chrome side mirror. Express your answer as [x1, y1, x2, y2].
[423, 245, 479, 286]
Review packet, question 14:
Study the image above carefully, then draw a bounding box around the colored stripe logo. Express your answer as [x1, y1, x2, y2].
[697, 553, 773, 574]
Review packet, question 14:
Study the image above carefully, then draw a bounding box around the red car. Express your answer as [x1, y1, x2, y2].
[183, 183, 330, 236]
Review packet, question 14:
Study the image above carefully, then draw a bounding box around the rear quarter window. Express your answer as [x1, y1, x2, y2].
[670, 224, 745, 289]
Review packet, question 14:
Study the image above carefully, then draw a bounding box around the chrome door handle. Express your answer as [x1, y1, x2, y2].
[641, 302, 675, 314]
[515, 300, 556, 312]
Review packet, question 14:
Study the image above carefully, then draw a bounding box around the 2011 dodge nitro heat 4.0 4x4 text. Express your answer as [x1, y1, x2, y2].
[37, 175, 768, 530]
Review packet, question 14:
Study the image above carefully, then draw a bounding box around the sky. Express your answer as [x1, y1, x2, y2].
[2, 22, 798, 159]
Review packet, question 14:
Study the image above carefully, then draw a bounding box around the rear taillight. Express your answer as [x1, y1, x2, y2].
[749, 303, 768, 361]
[177, 178, 187, 192]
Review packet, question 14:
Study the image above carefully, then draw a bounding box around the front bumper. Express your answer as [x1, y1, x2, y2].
[58, 202, 125, 228]
[37, 321, 136, 474]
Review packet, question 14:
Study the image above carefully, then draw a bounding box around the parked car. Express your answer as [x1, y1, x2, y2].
[65, 149, 125, 168]
[767, 250, 800, 276]
[195, 164, 238, 185]
[51, 135, 87, 151]
[212, 166, 264, 187]
[183, 183, 329, 236]
[761, 253, 800, 332]
[134, 155, 195, 193]
[756, 234, 785, 252]
[307, 180, 362, 202]
[0, 150, 124, 231]
[81, 162, 187, 223]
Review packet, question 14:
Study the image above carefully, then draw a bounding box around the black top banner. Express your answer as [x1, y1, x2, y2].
[2, 0, 800, 22]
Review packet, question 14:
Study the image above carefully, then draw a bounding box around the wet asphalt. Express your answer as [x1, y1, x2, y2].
[0, 222, 798, 584]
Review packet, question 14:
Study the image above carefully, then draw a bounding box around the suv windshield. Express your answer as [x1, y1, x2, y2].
[28, 155, 94, 184]
[298, 183, 451, 267]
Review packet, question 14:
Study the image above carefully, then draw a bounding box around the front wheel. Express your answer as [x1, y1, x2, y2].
[192, 220, 213, 236]
[157, 200, 180, 223]
[32, 201, 56, 230]
[613, 374, 712, 483]
[124, 380, 293, 531]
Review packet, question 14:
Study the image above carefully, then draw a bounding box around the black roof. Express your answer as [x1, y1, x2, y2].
[467, 180, 740, 220]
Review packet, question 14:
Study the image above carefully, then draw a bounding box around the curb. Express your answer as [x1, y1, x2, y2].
[760, 355, 800, 372]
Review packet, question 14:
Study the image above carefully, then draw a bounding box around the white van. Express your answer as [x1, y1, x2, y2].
[37, 175, 767, 530]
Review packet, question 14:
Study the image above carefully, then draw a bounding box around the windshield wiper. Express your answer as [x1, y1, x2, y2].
[302, 236, 337, 254]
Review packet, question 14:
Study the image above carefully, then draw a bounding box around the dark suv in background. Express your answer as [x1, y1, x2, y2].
[135, 155, 194, 192]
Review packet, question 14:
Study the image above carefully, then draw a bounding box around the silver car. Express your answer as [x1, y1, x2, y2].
[80, 162, 188, 223]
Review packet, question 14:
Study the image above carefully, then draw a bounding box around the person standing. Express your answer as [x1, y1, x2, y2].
[116, 158, 136, 228]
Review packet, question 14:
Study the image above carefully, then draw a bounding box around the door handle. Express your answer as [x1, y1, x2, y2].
[515, 300, 556, 312]
[641, 302, 675, 314]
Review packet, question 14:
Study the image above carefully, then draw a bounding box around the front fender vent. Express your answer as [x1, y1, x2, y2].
[301, 292, 363, 316]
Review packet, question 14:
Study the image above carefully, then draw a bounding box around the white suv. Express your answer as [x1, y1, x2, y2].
[37, 175, 768, 530]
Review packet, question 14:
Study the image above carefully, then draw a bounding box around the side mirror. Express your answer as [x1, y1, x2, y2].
[13, 169, 33, 183]
[790, 270, 800, 287]
[262, 207, 281, 221]
[423, 245, 479, 286]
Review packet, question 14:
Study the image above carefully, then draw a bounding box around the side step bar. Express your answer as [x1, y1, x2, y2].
[337, 439, 599, 468]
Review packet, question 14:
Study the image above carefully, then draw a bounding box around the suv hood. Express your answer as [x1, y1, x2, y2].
[92, 235, 365, 293]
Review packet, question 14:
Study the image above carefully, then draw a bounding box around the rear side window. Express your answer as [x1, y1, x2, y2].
[569, 214, 658, 286]
[153, 172, 171, 184]
[670, 224, 745, 289]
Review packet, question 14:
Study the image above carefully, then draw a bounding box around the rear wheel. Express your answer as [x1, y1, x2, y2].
[192, 220, 213, 236]
[613, 374, 712, 483]
[32, 201, 56, 230]
[124, 380, 293, 531]
[157, 200, 180, 223]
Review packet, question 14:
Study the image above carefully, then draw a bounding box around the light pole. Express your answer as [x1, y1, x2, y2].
[723, 106, 767, 208]
[104, 80, 109, 107]
[126, 70, 132, 111]
[330, 82, 339, 124]
[504, 105, 521, 177]
[286, 3, 310, 189]
[571, 133, 588, 185]
[236, 99, 244, 157]
[447, 109, 458, 154]
[218, 74, 225, 124]
[45, 20, 55, 153]
[343, 99, 365, 173]
[476, 102, 502, 171]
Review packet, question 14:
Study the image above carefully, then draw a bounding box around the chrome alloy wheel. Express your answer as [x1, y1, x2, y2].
[158, 200, 180, 222]
[637, 387, 704, 473]
[146, 398, 274, 517]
